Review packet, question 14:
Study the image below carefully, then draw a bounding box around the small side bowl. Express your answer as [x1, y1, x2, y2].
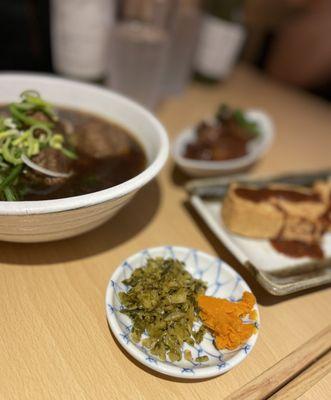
[172, 109, 274, 177]
[105, 245, 260, 379]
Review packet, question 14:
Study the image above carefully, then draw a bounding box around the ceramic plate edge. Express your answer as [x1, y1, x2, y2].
[105, 245, 259, 379]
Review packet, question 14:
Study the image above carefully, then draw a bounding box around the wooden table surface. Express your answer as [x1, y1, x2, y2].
[298, 372, 331, 400]
[1, 64, 331, 400]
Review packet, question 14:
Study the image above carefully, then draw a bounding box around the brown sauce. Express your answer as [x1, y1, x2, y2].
[235, 187, 321, 203]
[320, 204, 331, 229]
[270, 239, 324, 259]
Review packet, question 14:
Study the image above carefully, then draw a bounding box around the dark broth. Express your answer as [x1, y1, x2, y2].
[0, 106, 147, 200]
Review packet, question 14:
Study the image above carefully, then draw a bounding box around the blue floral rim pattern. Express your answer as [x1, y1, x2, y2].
[105, 246, 260, 379]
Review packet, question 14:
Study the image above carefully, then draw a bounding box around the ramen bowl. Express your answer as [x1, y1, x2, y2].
[0, 74, 169, 242]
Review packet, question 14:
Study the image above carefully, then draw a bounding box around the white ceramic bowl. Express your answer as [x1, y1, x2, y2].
[172, 109, 274, 177]
[0, 73, 169, 242]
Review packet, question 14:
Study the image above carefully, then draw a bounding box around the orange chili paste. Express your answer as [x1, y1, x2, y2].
[198, 291, 257, 350]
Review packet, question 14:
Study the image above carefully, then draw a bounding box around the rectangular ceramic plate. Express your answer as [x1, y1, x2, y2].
[187, 171, 331, 295]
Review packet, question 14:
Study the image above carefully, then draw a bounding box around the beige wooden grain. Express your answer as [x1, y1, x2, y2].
[225, 325, 331, 400]
[297, 372, 331, 400]
[0, 64, 331, 400]
[270, 350, 331, 400]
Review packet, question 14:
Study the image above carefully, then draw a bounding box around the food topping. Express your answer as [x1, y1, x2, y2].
[235, 186, 321, 203]
[198, 291, 257, 350]
[119, 258, 207, 362]
[0, 90, 75, 200]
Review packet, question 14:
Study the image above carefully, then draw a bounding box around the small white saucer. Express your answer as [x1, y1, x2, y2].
[105, 246, 259, 379]
[172, 109, 274, 177]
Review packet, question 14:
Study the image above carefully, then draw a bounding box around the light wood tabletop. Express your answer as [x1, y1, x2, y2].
[1, 64, 331, 400]
[297, 372, 331, 400]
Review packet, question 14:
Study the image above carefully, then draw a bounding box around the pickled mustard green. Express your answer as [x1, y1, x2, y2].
[119, 258, 208, 362]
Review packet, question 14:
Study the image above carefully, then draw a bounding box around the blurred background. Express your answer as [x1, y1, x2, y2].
[1, 0, 331, 109]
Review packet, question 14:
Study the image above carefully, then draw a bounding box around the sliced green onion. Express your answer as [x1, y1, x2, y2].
[3, 118, 17, 129]
[29, 140, 40, 157]
[30, 124, 52, 143]
[12, 130, 30, 146]
[24, 95, 50, 108]
[0, 117, 5, 131]
[50, 133, 64, 149]
[0, 91, 78, 191]
[9, 104, 53, 128]
[0, 164, 23, 192]
[4, 186, 17, 201]
[20, 91, 58, 122]
[2, 138, 22, 165]
[52, 133, 64, 142]
[20, 90, 41, 99]
[61, 147, 78, 160]
[0, 130, 19, 141]
[26, 134, 39, 157]
[13, 102, 35, 111]
[0, 160, 8, 169]
[42, 107, 59, 122]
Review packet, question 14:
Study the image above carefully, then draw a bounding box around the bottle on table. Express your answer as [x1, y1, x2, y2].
[194, 0, 245, 84]
[50, 0, 116, 81]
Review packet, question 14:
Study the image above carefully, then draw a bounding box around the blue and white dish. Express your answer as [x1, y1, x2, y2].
[105, 246, 260, 379]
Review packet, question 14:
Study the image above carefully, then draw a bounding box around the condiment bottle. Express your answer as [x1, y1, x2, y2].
[51, 0, 116, 80]
[194, 0, 245, 83]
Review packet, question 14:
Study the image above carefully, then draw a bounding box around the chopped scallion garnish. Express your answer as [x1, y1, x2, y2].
[4, 186, 17, 201]
[0, 90, 77, 200]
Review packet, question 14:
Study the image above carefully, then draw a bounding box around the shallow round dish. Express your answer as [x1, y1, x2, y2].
[105, 246, 259, 379]
[172, 109, 274, 177]
[0, 73, 169, 242]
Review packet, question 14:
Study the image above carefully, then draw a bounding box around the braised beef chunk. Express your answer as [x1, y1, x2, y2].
[26, 148, 73, 186]
[185, 120, 248, 161]
[75, 122, 132, 159]
[28, 111, 51, 123]
[56, 108, 133, 160]
[196, 122, 221, 144]
[54, 119, 74, 135]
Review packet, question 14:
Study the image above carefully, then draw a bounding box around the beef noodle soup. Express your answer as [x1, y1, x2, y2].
[22, 108, 147, 200]
[0, 91, 146, 201]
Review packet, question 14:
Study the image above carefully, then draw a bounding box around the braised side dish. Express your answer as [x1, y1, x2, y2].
[0, 90, 146, 201]
[222, 180, 331, 259]
[184, 104, 260, 162]
[119, 258, 207, 362]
